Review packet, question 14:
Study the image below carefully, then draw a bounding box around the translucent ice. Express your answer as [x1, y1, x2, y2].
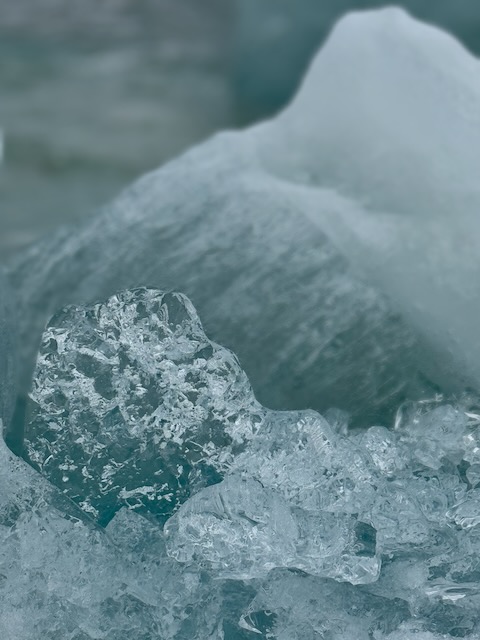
[9, 142, 423, 431]
[238, 569, 410, 640]
[18, 11, 480, 438]
[14, 286, 480, 637]
[0, 436, 230, 640]
[25, 288, 263, 524]
[8, 8, 480, 638]
[11, 9, 480, 440]
[165, 474, 380, 584]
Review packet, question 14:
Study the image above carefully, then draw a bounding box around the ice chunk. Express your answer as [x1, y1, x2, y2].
[446, 490, 480, 530]
[231, 410, 378, 515]
[260, 7, 480, 398]
[165, 474, 380, 584]
[0, 437, 229, 639]
[24, 288, 263, 524]
[23, 286, 480, 635]
[0, 268, 16, 433]
[12, 9, 480, 441]
[9, 140, 425, 433]
[12, 22, 461, 440]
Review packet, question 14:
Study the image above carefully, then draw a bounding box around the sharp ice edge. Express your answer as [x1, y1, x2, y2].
[12, 287, 480, 637]
[25, 288, 263, 525]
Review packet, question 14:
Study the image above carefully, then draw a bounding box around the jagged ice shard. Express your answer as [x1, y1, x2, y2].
[5, 6, 480, 640]
[0, 268, 16, 432]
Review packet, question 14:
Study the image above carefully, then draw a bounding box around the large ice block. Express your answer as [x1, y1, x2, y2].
[25, 288, 263, 524]
[12, 10, 480, 443]
[0, 268, 16, 433]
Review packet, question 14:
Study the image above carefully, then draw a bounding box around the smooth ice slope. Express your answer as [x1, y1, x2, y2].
[0, 268, 16, 432]
[10, 8, 480, 435]
[22, 287, 480, 637]
[25, 288, 262, 524]
[260, 7, 480, 392]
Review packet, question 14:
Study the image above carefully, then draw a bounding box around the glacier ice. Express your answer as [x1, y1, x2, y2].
[11, 11, 474, 439]
[5, 6, 480, 639]
[8, 137, 424, 433]
[10, 8, 480, 446]
[24, 288, 263, 524]
[0, 268, 16, 433]
[233, 0, 480, 117]
[0, 435, 233, 640]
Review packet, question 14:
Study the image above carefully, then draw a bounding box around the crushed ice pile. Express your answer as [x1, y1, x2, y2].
[3, 287, 479, 639]
[3, 7, 480, 639]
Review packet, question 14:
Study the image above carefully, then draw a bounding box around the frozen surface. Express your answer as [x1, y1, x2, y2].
[11, 9, 480, 439]
[233, 0, 480, 117]
[25, 288, 262, 524]
[0, 0, 233, 259]
[0, 437, 233, 640]
[18, 287, 480, 637]
[9, 132, 424, 429]
[0, 268, 16, 431]
[7, 8, 480, 638]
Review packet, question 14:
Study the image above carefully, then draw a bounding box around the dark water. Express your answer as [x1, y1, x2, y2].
[0, 0, 234, 259]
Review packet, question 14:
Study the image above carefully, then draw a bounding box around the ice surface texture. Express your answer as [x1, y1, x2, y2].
[9, 134, 423, 431]
[22, 286, 480, 638]
[8, 8, 480, 638]
[18, 8, 480, 436]
[0, 268, 16, 432]
[0, 436, 234, 640]
[11, 8, 480, 436]
[25, 288, 262, 524]
[233, 0, 480, 116]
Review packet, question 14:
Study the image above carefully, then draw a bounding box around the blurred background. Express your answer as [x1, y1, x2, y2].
[2, 0, 480, 260]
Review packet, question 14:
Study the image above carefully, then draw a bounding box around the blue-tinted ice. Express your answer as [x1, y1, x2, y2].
[17, 287, 480, 637]
[5, 6, 480, 639]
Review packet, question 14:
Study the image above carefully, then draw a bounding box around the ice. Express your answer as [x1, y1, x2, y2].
[165, 474, 380, 584]
[0, 268, 16, 433]
[7, 7, 480, 638]
[260, 7, 480, 398]
[9, 136, 424, 434]
[233, 0, 480, 117]
[238, 569, 410, 640]
[0, 435, 231, 639]
[24, 287, 262, 524]
[15, 17, 472, 439]
[11, 9, 480, 446]
[12, 286, 480, 637]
